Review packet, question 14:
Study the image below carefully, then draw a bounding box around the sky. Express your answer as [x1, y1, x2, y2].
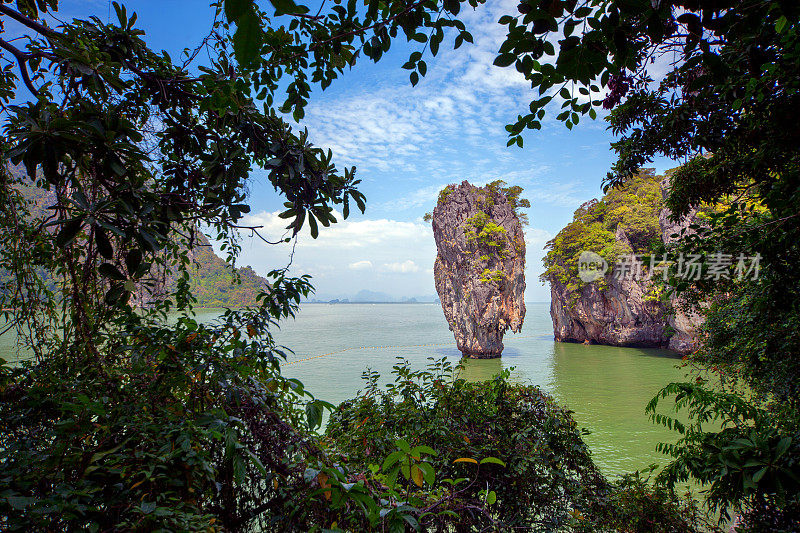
[22, 0, 678, 302]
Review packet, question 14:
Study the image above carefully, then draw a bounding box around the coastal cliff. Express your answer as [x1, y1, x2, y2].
[3, 167, 269, 308]
[543, 170, 703, 354]
[431, 181, 526, 358]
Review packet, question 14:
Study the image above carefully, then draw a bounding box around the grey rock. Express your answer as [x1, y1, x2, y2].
[432, 181, 526, 358]
[548, 176, 704, 354]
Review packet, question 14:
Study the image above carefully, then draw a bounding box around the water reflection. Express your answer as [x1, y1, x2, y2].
[457, 356, 503, 382]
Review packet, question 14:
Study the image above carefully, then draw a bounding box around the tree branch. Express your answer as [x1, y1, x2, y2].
[0, 5, 59, 38]
[0, 37, 39, 96]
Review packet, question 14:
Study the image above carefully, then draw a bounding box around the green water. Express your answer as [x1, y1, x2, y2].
[195, 302, 689, 477]
[1, 302, 689, 478]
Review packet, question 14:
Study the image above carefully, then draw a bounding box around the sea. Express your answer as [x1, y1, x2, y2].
[1, 302, 690, 478]
[199, 301, 689, 478]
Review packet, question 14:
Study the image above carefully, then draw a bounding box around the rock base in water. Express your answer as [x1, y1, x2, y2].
[431, 181, 526, 358]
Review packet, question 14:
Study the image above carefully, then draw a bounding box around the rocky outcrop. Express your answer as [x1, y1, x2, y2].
[549, 177, 704, 354]
[432, 181, 526, 358]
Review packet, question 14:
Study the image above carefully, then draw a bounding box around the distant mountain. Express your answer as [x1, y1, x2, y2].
[352, 289, 394, 302]
[305, 291, 440, 303]
[3, 166, 269, 308]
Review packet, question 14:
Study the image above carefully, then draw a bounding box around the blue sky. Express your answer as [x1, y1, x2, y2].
[36, 1, 677, 301]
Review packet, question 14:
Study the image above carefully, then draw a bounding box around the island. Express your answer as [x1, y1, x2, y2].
[428, 180, 527, 358]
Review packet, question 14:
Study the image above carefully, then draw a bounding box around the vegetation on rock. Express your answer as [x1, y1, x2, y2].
[431, 181, 526, 357]
[424, 179, 530, 225]
[541, 169, 662, 294]
[2, 167, 271, 308]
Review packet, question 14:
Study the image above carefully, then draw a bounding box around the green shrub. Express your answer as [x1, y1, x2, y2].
[324, 358, 710, 532]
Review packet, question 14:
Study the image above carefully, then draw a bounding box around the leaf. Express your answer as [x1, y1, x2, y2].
[412, 445, 437, 456]
[395, 439, 411, 453]
[317, 472, 331, 500]
[453, 457, 478, 465]
[479, 457, 506, 467]
[232, 9, 263, 67]
[417, 462, 435, 485]
[245, 448, 268, 477]
[56, 218, 84, 247]
[308, 214, 319, 239]
[486, 490, 497, 505]
[99, 263, 126, 280]
[95, 227, 113, 259]
[775, 16, 788, 34]
[224, 0, 251, 21]
[410, 464, 423, 487]
[382, 451, 404, 470]
[776, 436, 791, 457]
[6, 496, 35, 510]
[305, 400, 323, 428]
[269, 0, 299, 16]
[493, 54, 516, 67]
[125, 249, 142, 274]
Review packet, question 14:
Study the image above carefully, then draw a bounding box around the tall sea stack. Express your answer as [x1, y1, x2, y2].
[431, 181, 526, 358]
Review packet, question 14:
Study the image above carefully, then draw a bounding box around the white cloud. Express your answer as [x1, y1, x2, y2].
[349, 260, 373, 270]
[525, 228, 554, 250]
[381, 260, 420, 273]
[227, 211, 437, 298]
[298, 0, 539, 180]
[238, 210, 433, 250]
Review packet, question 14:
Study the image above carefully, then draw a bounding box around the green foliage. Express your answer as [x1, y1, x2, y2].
[187, 239, 271, 308]
[463, 211, 507, 250]
[604, 469, 715, 533]
[526, 0, 800, 504]
[602, 169, 663, 249]
[0, 306, 333, 532]
[505, 1, 800, 524]
[219, 0, 486, 122]
[485, 179, 530, 224]
[426, 180, 530, 225]
[541, 169, 661, 292]
[436, 184, 456, 206]
[479, 268, 506, 285]
[324, 358, 710, 531]
[2, 177, 270, 308]
[647, 380, 800, 530]
[0, 1, 370, 530]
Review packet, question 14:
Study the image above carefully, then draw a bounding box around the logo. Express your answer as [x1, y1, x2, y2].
[577, 251, 608, 283]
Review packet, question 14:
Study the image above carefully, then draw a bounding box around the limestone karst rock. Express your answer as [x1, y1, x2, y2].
[547, 175, 703, 353]
[432, 181, 526, 358]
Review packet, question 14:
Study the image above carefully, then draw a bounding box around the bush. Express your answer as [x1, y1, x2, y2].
[323, 358, 710, 532]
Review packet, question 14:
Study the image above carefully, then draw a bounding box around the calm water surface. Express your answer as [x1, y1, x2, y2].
[198, 302, 688, 477]
[1, 303, 689, 477]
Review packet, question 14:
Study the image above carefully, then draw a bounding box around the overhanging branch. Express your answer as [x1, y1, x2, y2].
[0, 37, 39, 96]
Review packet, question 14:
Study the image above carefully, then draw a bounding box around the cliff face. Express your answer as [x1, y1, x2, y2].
[546, 174, 703, 354]
[432, 181, 526, 358]
[4, 172, 269, 308]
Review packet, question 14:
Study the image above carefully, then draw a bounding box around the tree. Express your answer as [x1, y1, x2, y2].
[488, 0, 800, 526]
[0, 0, 489, 529]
